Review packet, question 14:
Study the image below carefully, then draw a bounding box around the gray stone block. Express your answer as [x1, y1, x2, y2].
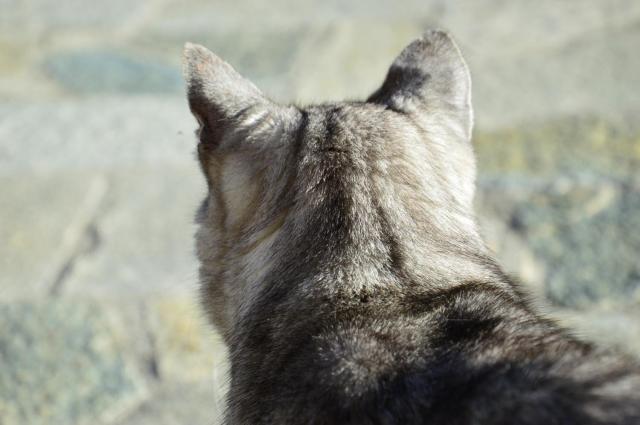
[0, 172, 106, 299]
[0, 301, 148, 425]
[59, 166, 203, 298]
[478, 178, 640, 307]
[43, 51, 182, 95]
[119, 381, 222, 425]
[554, 303, 640, 358]
[0, 98, 197, 173]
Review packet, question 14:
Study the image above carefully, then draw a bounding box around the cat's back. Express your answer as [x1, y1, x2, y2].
[260, 282, 640, 425]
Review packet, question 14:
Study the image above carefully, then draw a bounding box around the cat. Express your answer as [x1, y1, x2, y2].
[183, 30, 640, 424]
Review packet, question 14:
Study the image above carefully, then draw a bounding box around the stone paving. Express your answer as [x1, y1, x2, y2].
[1, 1, 640, 423]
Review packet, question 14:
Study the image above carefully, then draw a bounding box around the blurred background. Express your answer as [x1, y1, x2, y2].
[1, 0, 639, 423]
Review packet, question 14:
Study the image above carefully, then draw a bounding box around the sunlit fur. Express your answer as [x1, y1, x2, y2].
[183, 31, 640, 424]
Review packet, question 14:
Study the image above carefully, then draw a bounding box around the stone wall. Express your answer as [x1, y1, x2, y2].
[1, 1, 639, 423]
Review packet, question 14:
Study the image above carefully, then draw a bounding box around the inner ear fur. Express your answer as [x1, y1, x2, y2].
[183, 42, 283, 149]
[368, 30, 473, 140]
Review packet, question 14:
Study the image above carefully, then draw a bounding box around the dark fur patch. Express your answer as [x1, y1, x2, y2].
[184, 33, 640, 424]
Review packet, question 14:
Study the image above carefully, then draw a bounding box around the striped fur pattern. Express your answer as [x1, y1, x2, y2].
[183, 31, 640, 424]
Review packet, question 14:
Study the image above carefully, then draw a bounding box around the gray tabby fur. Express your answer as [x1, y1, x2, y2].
[183, 30, 640, 424]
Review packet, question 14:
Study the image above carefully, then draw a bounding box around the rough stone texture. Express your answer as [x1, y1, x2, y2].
[554, 303, 640, 357]
[0, 302, 147, 425]
[475, 116, 640, 178]
[478, 177, 640, 307]
[60, 166, 203, 298]
[0, 172, 105, 299]
[475, 115, 640, 306]
[0, 99, 197, 172]
[0, 0, 639, 423]
[43, 51, 183, 94]
[118, 381, 225, 425]
[144, 296, 224, 384]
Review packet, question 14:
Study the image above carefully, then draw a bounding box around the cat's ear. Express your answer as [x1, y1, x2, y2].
[368, 30, 473, 140]
[183, 42, 282, 148]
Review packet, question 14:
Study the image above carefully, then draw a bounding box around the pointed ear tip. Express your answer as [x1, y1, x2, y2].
[397, 29, 466, 68]
[182, 42, 225, 83]
[183, 42, 207, 61]
[423, 29, 453, 39]
[419, 29, 460, 49]
[183, 42, 198, 69]
[183, 42, 223, 65]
